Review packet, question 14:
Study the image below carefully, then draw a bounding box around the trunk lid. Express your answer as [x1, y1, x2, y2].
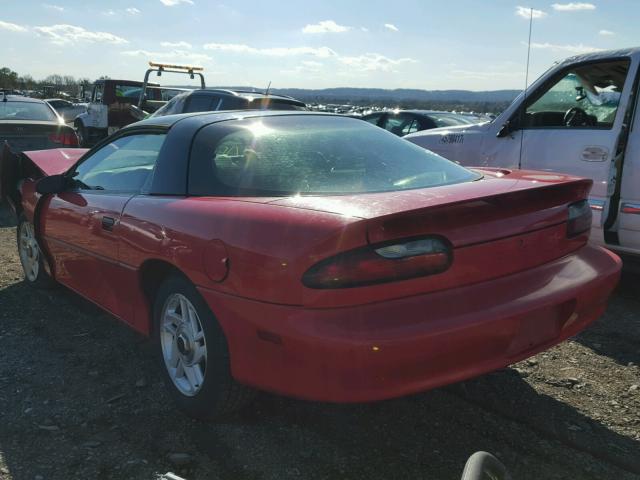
[270, 169, 592, 247]
[0, 121, 74, 152]
[281, 169, 593, 307]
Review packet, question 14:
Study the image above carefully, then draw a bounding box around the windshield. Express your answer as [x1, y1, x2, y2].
[0, 101, 57, 121]
[189, 115, 480, 196]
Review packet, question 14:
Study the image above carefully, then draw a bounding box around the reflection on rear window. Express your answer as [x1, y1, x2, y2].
[0, 102, 57, 121]
[191, 115, 479, 196]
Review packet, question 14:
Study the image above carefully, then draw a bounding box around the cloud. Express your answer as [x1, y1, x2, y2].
[203, 42, 337, 58]
[34, 24, 128, 45]
[599, 29, 615, 36]
[515, 6, 547, 19]
[302, 20, 350, 34]
[102, 9, 116, 16]
[338, 53, 416, 72]
[0, 20, 28, 32]
[384, 23, 399, 31]
[551, 2, 595, 11]
[159, 0, 194, 5]
[126, 7, 141, 14]
[361, 26, 369, 32]
[121, 49, 211, 64]
[43, 3, 64, 12]
[529, 42, 602, 54]
[161, 41, 192, 49]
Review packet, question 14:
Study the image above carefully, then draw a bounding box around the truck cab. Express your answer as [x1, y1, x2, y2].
[74, 79, 161, 146]
[405, 47, 640, 257]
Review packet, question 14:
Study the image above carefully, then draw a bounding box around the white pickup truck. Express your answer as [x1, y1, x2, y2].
[405, 48, 640, 256]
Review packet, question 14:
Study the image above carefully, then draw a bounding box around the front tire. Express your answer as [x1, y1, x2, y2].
[153, 275, 254, 419]
[74, 120, 88, 147]
[17, 215, 54, 289]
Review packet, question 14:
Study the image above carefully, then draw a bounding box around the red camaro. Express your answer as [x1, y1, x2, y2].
[0, 111, 621, 419]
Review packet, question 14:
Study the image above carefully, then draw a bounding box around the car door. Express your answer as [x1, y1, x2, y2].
[40, 131, 166, 318]
[505, 59, 637, 243]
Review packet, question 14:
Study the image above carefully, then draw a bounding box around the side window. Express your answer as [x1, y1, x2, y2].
[383, 114, 413, 136]
[219, 96, 248, 110]
[363, 113, 383, 125]
[524, 59, 630, 129]
[185, 95, 220, 113]
[402, 119, 420, 135]
[92, 84, 104, 103]
[72, 134, 166, 192]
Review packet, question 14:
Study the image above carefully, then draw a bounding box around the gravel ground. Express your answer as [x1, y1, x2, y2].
[0, 225, 639, 480]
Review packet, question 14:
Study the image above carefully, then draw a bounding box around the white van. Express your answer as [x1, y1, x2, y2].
[405, 48, 640, 256]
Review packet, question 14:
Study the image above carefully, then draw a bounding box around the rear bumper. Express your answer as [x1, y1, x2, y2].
[199, 244, 621, 403]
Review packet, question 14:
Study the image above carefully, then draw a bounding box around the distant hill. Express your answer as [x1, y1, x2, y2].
[208, 86, 520, 102]
[171, 85, 522, 112]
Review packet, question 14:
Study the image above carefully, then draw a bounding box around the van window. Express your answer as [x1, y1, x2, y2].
[523, 59, 629, 129]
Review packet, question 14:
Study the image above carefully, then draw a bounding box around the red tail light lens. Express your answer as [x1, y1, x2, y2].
[567, 200, 592, 238]
[49, 131, 79, 146]
[64, 131, 79, 146]
[302, 236, 452, 289]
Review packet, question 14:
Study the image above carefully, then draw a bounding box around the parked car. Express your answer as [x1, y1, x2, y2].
[362, 110, 477, 136]
[150, 89, 307, 117]
[404, 47, 640, 257]
[0, 94, 78, 152]
[45, 98, 88, 123]
[0, 111, 621, 419]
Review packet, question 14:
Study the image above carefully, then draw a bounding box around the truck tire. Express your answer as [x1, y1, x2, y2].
[74, 120, 89, 147]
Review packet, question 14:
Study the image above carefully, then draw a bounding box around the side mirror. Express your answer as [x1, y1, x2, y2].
[36, 174, 69, 195]
[496, 121, 513, 138]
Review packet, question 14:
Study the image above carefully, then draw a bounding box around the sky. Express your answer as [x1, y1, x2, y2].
[0, 0, 637, 91]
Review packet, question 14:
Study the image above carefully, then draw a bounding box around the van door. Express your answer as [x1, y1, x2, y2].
[616, 83, 640, 252]
[514, 58, 636, 244]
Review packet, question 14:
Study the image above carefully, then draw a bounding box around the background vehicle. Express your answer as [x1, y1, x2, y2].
[362, 110, 478, 136]
[45, 98, 87, 123]
[150, 88, 307, 117]
[405, 47, 640, 257]
[0, 94, 78, 152]
[74, 78, 162, 147]
[0, 111, 620, 420]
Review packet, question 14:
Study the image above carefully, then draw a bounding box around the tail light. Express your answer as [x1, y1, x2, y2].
[302, 236, 452, 289]
[49, 131, 79, 146]
[567, 200, 592, 238]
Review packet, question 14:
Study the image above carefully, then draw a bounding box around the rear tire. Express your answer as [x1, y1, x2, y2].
[153, 275, 254, 420]
[16, 215, 55, 289]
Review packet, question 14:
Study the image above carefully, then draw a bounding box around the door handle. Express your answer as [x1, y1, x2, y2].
[101, 216, 116, 231]
[581, 146, 609, 162]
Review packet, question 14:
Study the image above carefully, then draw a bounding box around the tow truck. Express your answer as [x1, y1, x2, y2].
[74, 62, 205, 146]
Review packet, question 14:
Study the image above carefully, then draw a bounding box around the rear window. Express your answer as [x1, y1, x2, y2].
[0, 101, 57, 121]
[189, 115, 480, 196]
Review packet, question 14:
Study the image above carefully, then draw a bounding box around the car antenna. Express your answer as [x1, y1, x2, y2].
[518, 7, 534, 170]
[264, 80, 271, 96]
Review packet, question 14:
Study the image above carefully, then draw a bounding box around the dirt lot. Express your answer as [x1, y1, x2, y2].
[0, 225, 639, 480]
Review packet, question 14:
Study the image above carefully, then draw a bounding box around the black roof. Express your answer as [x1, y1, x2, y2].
[126, 110, 339, 130]
[179, 88, 304, 103]
[0, 95, 47, 104]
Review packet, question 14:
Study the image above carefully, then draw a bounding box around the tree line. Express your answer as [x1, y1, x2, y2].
[0, 66, 95, 96]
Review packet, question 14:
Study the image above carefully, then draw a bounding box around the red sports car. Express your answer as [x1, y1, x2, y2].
[0, 111, 621, 419]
